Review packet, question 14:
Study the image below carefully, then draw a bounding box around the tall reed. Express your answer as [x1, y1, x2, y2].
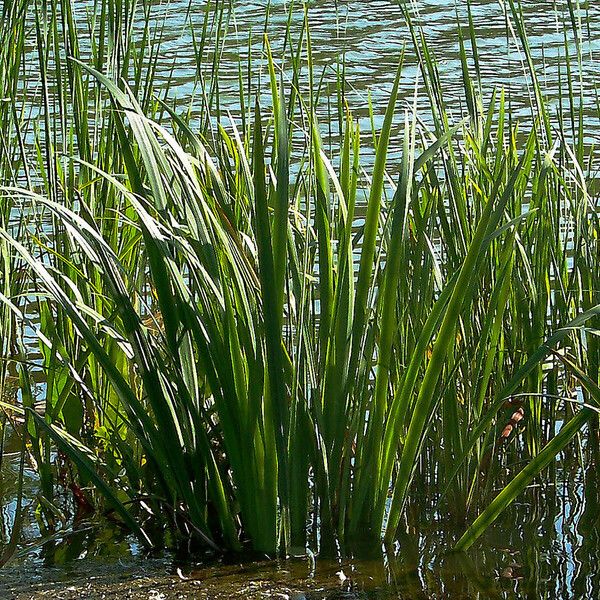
[0, 0, 598, 558]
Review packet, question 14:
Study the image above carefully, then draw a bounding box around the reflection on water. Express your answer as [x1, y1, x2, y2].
[1, 433, 599, 598]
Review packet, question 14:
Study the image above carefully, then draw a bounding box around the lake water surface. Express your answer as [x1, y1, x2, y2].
[142, 0, 600, 132]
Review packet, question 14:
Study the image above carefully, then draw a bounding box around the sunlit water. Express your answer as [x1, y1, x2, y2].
[132, 0, 600, 133]
[3, 1, 600, 597]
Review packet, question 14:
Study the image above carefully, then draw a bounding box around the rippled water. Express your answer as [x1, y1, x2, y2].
[118, 0, 600, 129]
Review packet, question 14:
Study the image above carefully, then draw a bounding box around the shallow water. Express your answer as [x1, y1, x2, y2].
[30, 0, 594, 151]
[2, 434, 599, 598]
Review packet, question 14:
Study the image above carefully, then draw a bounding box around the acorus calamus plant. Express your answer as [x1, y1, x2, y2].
[0, 0, 598, 557]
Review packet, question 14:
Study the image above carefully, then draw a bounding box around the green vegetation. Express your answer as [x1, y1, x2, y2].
[0, 0, 598, 560]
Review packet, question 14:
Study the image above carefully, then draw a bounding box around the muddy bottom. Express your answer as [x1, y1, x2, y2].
[0, 556, 380, 600]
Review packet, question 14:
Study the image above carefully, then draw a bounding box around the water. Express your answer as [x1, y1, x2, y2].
[133, 0, 600, 131]
[2, 1, 600, 597]
[4, 399, 596, 592]
[1, 434, 599, 597]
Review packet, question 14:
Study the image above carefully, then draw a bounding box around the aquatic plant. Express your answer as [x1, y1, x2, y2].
[0, 0, 598, 558]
